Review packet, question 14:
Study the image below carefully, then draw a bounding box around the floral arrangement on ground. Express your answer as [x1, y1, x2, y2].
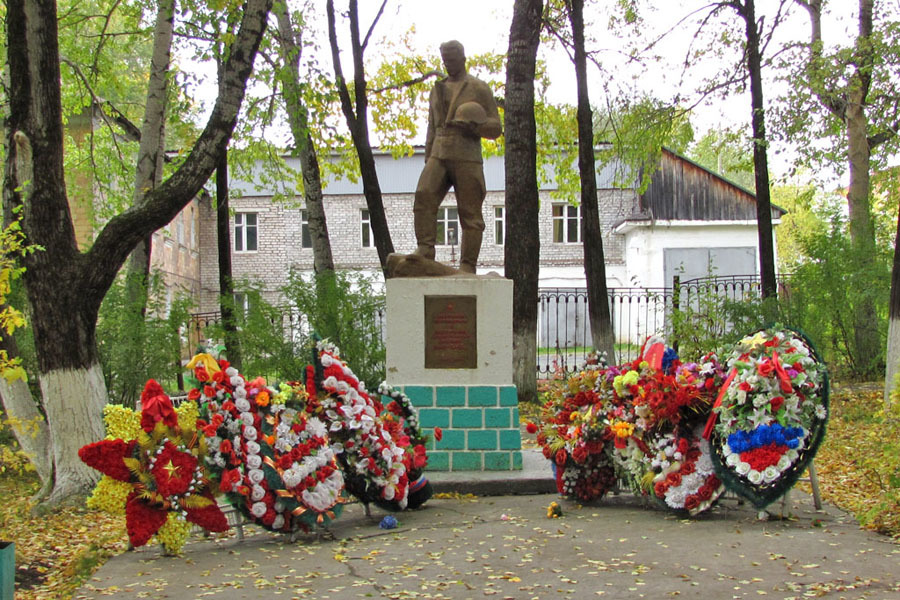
[531, 327, 829, 515]
[79, 339, 433, 554]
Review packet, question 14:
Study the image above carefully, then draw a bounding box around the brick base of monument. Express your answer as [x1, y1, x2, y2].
[385, 277, 522, 472]
[402, 384, 521, 471]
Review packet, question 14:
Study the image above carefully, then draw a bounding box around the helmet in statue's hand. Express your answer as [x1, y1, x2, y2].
[453, 101, 487, 125]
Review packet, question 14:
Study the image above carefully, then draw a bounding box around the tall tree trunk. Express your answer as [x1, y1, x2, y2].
[273, 1, 340, 343]
[797, 0, 881, 377]
[5, 0, 272, 504]
[505, 0, 544, 403]
[567, 0, 616, 363]
[217, 151, 242, 370]
[885, 200, 900, 404]
[740, 0, 777, 301]
[326, 0, 394, 272]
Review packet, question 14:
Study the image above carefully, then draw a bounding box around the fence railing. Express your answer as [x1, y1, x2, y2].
[187, 274, 773, 381]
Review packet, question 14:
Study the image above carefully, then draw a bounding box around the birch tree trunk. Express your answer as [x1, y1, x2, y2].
[886, 205, 900, 404]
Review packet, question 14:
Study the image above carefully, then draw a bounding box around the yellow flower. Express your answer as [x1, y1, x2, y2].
[86, 476, 131, 515]
[176, 401, 199, 433]
[611, 421, 635, 439]
[103, 404, 141, 440]
[155, 516, 191, 555]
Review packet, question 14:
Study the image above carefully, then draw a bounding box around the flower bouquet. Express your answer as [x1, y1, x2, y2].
[79, 381, 228, 554]
[705, 327, 829, 508]
[192, 354, 347, 533]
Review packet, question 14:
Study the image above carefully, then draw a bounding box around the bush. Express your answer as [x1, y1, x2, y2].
[96, 271, 192, 407]
[282, 270, 385, 390]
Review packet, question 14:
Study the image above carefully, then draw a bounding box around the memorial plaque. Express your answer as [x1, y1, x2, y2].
[424, 295, 477, 369]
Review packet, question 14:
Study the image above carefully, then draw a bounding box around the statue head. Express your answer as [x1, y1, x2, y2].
[439, 40, 466, 78]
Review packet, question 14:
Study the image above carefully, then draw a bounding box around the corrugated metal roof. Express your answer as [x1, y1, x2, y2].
[229, 147, 634, 197]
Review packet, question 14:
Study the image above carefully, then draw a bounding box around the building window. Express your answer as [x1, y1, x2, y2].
[494, 206, 505, 245]
[552, 203, 581, 243]
[436, 207, 460, 245]
[234, 212, 258, 252]
[176, 217, 184, 245]
[361, 209, 374, 248]
[299, 209, 312, 248]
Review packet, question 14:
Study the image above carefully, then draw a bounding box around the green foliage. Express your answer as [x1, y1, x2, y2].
[96, 271, 192, 406]
[777, 203, 891, 379]
[206, 284, 306, 382]
[687, 128, 755, 192]
[282, 270, 385, 389]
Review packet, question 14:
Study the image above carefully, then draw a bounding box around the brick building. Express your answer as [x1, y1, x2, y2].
[196, 146, 781, 314]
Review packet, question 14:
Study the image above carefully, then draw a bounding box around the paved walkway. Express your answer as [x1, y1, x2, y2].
[75, 460, 899, 600]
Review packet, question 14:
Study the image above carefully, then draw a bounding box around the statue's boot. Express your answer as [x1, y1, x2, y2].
[459, 229, 482, 273]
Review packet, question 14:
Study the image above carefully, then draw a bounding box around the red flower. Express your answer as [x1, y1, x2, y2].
[220, 468, 242, 493]
[194, 365, 210, 383]
[278, 454, 295, 470]
[183, 493, 228, 532]
[78, 439, 136, 482]
[757, 360, 775, 377]
[770, 396, 785, 412]
[684, 495, 701, 510]
[738, 381, 753, 392]
[680, 461, 696, 475]
[219, 439, 233, 455]
[203, 385, 217, 398]
[740, 443, 787, 471]
[140, 380, 178, 432]
[124, 491, 169, 547]
[555, 448, 568, 466]
[665, 472, 682, 487]
[187, 388, 201, 402]
[526, 422, 539, 434]
[434, 427, 443, 442]
[152, 442, 198, 497]
[654, 480, 669, 498]
[542, 445, 553, 459]
[572, 446, 588, 464]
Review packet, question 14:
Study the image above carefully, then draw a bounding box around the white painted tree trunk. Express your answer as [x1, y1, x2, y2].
[513, 329, 538, 404]
[886, 317, 900, 405]
[0, 376, 52, 486]
[41, 363, 107, 505]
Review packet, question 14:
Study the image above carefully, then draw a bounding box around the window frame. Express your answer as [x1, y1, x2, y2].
[493, 205, 505, 246]
[360, 208, 375, 248]
[552, 203, 582, 244]
[436, 206, 460, 246]
[299, 209, 312, 249]
[233, 212, 258, 253]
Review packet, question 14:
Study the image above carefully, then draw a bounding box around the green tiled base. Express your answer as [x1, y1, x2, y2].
[402, 384, 523, 472]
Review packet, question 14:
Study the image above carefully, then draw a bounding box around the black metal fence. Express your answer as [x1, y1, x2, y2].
[187, 274, 771, 381]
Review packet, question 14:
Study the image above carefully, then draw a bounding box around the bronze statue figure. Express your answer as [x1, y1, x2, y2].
[412, 40, 502, 273]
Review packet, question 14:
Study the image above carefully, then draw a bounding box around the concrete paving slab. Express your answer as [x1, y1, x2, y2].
[75, 488, 899, 600]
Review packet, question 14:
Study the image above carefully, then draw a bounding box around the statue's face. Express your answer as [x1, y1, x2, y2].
[441, 49, 466, 77]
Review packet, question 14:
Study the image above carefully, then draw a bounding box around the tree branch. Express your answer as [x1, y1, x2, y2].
[868, 123, 898, 149]
[369, 69, 443, 94]
[360, 0, 388, 51]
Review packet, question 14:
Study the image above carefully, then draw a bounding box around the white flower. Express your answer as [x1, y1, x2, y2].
[383, 485, 395, 501]
[250, 501, 267, 518]
[247, 468, 265, 484]
[272, 515, 285, 530]
[240, 412, 255, 426]
[725, 453, 740, 467]
[747, 470, 763, 485]
[230, 375, 243, 387]
[763, 466, 780, 483]
[245, 441, 261, 455]
[251, 484, 266, 501]
[283, 467, 302, 488]
[235, 398, 251, 412]
[243, 426, 258, 442]
[226, 367, 238, 377]
[736, 461, 751, 476]
[815, 405, 827, 420]
[246, 455, 262, 469]
[233, 387, 247, 399]
[776, 455, 791, 471]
